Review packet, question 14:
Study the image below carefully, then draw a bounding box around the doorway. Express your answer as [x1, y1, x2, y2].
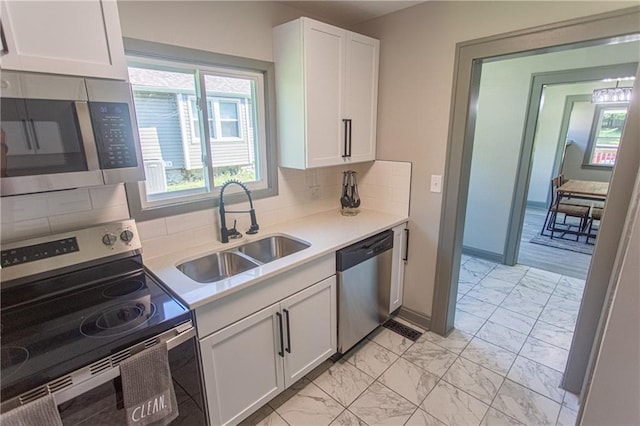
[430, 6, 640, 401]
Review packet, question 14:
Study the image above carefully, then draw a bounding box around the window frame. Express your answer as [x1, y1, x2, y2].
[123, 38, 278, 222]
[583, 102, 628, 170]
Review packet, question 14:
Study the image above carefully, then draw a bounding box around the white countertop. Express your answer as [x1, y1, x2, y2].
[145, 208, 408, 309]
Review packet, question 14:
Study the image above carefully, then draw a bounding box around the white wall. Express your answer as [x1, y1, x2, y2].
[355, 1, 637, 317]
[463, 41, 638, 257]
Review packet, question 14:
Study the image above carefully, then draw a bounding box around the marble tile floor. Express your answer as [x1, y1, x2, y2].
[241, 257, 584, 426]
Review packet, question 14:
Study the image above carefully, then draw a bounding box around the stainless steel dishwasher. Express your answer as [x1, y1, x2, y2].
[336, 230, 393, 353]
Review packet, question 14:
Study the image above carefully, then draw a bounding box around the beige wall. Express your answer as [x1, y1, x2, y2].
[117, 1, 325, 62]
[354, 1, 637, 317]
[581, 175, 639, 425]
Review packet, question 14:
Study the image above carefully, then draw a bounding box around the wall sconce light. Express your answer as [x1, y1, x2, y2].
[592, 79, 633, 104]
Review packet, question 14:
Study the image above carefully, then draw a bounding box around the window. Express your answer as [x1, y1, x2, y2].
[123, 39, 277, 220]
[584, 104, 628, 167]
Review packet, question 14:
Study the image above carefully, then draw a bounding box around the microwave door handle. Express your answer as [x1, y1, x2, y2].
[74, 101, 101, 171]
[20, 120, 33, 151]
[28, 120, 41, 150]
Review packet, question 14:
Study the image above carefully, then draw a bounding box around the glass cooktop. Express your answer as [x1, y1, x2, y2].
[0, 255, 190, 402]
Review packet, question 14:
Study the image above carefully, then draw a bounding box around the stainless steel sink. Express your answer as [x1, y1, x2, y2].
[177, 252, 259, 283]
[237, 235, 310, 264]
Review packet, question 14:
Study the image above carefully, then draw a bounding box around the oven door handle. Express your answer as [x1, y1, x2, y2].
[51, 326, 196, 406]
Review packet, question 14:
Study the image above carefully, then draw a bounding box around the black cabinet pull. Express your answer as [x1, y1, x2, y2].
[403, 228, 410, 262]
[347, 119, 352, 157]
[276, 312, 284, 357]
[283, 309, 291, 353]
[342, 119, 350, 158]
[0, 21, 8, 55]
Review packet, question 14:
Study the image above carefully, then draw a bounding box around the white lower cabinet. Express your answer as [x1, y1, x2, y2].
[390, 223, 408, 313]
[199, 276, 337, 425]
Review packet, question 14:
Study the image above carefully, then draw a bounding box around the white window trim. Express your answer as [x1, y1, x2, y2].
[128, 56, 270, 211]
[212, 97, 243, 142]
[583, 103, 628, 168]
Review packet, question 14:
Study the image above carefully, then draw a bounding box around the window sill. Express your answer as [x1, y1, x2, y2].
[581, 164, 614, 171]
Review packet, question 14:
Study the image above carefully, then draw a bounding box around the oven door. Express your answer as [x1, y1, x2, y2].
[56, 330, 208, 425]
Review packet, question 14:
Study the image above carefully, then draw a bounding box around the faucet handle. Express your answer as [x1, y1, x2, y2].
[229, 220, 242, 239]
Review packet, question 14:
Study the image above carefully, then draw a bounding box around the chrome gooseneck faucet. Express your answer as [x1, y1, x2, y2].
[219, 180, 259, 243]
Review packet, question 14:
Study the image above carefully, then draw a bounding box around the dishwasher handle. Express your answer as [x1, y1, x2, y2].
[336, 230, 393, 271]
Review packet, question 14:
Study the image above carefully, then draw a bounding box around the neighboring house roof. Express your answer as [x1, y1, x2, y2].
[129, 67, 252, 96]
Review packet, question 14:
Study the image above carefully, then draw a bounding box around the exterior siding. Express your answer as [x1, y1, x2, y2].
[134, 91, 256, 171]
[133, 91, 185, 169]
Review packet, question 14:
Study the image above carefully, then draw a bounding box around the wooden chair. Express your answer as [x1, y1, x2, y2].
[586, 207, 603, 244]
[541, 176, 590, 241]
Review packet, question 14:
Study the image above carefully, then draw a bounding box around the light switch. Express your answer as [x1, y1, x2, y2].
[430, 175, 442, 193]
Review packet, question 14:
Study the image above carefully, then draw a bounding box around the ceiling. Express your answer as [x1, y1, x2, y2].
[280, 1, 424, 27]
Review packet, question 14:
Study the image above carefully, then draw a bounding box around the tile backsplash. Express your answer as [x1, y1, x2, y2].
[1, 184, 129, 242]
[0, 160, 411, 256]
[139, 161, 412, 259]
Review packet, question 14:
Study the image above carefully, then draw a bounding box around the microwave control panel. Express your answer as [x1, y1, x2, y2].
[89, 102, 138, 169]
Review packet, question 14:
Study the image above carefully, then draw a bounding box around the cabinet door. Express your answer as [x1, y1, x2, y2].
[303, 19, 345, 168]
[282, 276, 337, 387]
[0, 0, 127, 80]
[343, 32, 379, 164]
[200, 303, 285, 426]
[390, 223, 407, 313]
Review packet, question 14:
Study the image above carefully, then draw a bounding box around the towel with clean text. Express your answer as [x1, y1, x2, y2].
[120, 342, 178, 426]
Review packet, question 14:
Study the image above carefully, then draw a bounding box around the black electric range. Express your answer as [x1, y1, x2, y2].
[0, 220, 203, 423]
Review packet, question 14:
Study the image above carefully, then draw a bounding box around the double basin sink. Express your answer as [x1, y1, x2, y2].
[177, 235, 310, 283]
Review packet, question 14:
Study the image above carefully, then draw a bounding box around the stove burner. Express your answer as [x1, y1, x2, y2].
[1, 346, 29, 380]
[102, 280, 145, 298]
[80, 302, 157, 338]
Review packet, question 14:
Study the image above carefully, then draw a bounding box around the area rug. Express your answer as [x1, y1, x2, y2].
[530, 233, 593, 255]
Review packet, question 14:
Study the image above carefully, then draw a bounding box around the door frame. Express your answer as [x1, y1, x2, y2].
[503, 62, 638, 266]
[430, 6, 639, 335]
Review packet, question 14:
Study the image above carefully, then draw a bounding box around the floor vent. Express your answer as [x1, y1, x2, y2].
[382, 319, 423, 341]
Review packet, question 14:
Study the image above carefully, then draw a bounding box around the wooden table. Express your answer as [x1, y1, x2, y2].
[552, 179, 609, 242]
[557, 179, 609, 200]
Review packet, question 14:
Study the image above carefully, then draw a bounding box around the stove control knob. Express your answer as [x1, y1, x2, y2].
[120, 230, 134, 243]
[102, 233, 118, 246]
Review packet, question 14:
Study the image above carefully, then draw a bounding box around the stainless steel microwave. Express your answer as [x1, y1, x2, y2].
[0, 71, 145, 196]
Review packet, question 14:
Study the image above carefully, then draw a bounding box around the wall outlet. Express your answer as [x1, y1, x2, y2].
[310, 186, 321, 200]
[430, 175, 442, 193]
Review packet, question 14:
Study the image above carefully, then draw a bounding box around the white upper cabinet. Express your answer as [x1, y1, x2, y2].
[274, 17, 379, 169]
[0, 0, 128, 80]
